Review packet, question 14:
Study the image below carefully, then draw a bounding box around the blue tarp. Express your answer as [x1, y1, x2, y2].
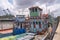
[13, 27, 26, 35]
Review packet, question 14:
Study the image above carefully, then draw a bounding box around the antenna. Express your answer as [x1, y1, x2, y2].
[7, 9, 11, 14]
[45, 3, 48, 14]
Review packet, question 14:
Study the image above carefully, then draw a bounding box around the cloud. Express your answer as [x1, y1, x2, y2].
[8, 0, 13, 4]
[0, 0, 60, 17]
[47, 4, 60, 12]
[0, 7, 6, 16]
[52, 8, 60, 17]
[0, 0, 15, 16]
[13, 0, 56, 8]
[13, 0, 36, 8]
[47, 4, 60, 17]
[0, 0, 13, 9]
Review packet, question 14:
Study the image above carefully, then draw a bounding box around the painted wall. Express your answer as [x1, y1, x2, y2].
[0, 22, 14, 30]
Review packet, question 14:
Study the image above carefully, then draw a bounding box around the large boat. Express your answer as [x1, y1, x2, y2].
[0, 6, 58, 40]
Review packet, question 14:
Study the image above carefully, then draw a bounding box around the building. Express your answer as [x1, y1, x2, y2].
[0, 15, 15, 31]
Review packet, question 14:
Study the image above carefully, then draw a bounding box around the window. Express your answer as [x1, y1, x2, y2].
[33, 22, 35, 24]
[36, 21, 38, 24]
[21, 23, 22, 28]
[33, 22, 36, 28]
[39, 22, 41, 24]
[31, 8, 34, 12]
[35, 8, 37, 12]
[39, 22, 41, 28]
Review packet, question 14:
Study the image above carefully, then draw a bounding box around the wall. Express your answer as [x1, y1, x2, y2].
[0, 21, 14, 30]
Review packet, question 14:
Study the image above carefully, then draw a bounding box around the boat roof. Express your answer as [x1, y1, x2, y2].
[29, 6, 42, 11]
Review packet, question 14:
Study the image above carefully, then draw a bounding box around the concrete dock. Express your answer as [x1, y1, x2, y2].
[53, 22, 60, 40]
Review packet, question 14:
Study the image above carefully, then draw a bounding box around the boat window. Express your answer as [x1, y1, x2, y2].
[33, 22, 36, 28]
[36, 21, 38, 24]
[39, 22, 41, 28]
[21, 23, 22, 28]
[39, 22, 41, 24]
[35, 8, 37, 12]
[31, 8, 34, 12]
[33, 21, 35, 24]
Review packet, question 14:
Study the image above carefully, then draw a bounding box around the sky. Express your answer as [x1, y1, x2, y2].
[8, 0, 13, 4]
[0, 0, 60, 17]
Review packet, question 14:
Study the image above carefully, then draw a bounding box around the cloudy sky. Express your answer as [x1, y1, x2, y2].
[0, 0, 60, 17]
